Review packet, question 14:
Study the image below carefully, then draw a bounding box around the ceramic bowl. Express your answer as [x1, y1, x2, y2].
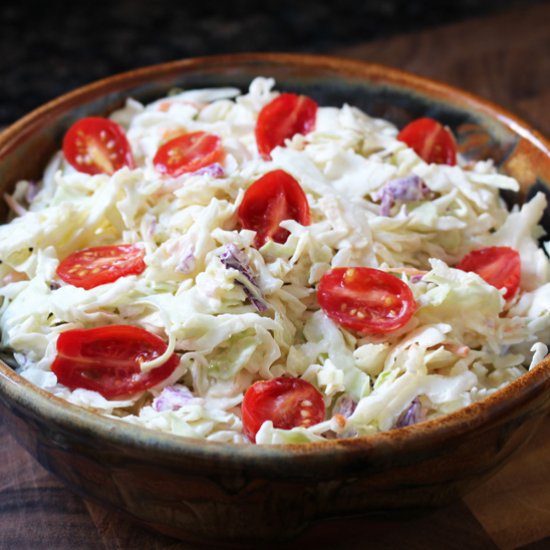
[1, 53, 550, 545]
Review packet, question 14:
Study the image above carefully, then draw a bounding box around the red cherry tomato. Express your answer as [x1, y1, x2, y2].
[317, 267, 417, 334]
[63, 117, 135, 175]
[255, 93, 318, 160]
[238, 169, 310, 248]
[397, 117, 457, 165]
[241, 377, 325, 442]
[57, 245, 146, 290]
[153, 131, 224, 177]
[51, 325, 180, 398]
[455, 246, 521, 299]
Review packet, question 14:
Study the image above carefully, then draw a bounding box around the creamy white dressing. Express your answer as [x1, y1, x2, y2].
[1, 77, 549, 445]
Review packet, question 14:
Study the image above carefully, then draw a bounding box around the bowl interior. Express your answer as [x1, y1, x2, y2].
[2, 54, 548, 211]
[1, 53, 550, 466]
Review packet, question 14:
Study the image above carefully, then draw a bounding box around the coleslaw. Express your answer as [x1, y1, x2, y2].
[1, 77, 549, 444]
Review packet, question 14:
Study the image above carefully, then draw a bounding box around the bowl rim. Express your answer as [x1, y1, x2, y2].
[1, 52, 550, 468]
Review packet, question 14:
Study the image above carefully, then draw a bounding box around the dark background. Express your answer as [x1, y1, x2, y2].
[0, 0, 545, 126]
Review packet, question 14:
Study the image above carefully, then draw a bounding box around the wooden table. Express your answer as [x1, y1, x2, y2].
[2, 3, 550, 548]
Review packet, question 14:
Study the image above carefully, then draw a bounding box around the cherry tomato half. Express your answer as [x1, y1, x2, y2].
[255, 93, 318, 160]
[397, 117, 457, 165]
[63, 117, 135, 175]
[57, 245, 146, 290]
[238, 169, 310, 248]
[317, 267, 417, 334]
[455, 246, 521, 299]
[51, 325, 180, 398]
[153, 131, 224, 177]
[242, 376, 325, 442]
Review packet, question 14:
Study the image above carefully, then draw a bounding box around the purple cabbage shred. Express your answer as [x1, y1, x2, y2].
[394, 397, 426, 428]
[193, 163, 225, 178]
[333, 395, 357, 418]
[220, 244, 268, 312]
[25, 181, 39, 204]
[374, 175, 431, 216]
[152, 385, 195, 412]
[175, 247, 196, 274]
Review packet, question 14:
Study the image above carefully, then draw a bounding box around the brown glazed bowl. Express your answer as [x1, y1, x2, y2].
[1, 53, 550, 545]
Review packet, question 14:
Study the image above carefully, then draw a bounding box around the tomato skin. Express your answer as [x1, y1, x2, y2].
[317, 267, 417, 334]
[153, 131, 224, 177]
[242, 377, 325, 443]
[56, 244, 146, 290]
[456, 246, 521, 299]
[397, 117, 457, 165]
[51, 325, 180, 398]
[63, 117, 135, 175]
[238, 169, 310, 248]
[255, 93, 318, 160]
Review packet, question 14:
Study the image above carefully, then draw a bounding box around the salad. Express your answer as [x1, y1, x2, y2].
[1, 77, 549, 445]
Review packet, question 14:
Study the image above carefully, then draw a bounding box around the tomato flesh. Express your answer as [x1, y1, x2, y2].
[255, 93, 318, 160]
[57, 244, 146, 290]
[51, 325, 179, 398]
[397, 117, 457, 165]
[63, 117, 135, 175]
[456, 246, 521, 299]
[238, 169, 310, 248]
[317, 267, 417, 334]
[242, 377, 325, 442]
[153, 131, 224, 177]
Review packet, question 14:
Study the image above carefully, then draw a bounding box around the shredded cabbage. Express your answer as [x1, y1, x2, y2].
[1, 77, 549, 445]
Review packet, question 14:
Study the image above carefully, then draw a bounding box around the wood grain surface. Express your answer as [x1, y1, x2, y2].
[2, 3, 550, 549]
[337, 2, 550, 137]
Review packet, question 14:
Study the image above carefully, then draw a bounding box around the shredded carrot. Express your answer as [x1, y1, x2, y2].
[3, 193, 27, 216]
[443, 343, 470, 357]
[157, 100, 207, 113]
[2, 271, 28, 285]
[386, 267, 428, 277]
[332, 414, 346, 429]
[161, 128, 187, 141]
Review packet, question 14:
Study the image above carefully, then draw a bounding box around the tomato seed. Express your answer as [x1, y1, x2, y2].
[344, 268, 357, 283]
